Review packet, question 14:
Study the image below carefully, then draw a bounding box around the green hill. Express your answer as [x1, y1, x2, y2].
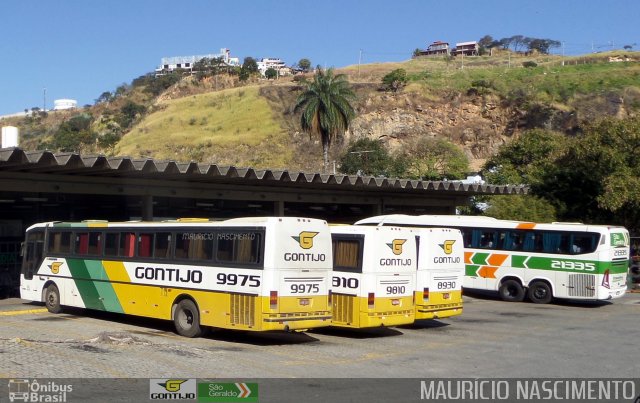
[115, 85, 292, 167]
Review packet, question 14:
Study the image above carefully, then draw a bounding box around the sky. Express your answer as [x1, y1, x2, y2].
[1, 0, 638, 116]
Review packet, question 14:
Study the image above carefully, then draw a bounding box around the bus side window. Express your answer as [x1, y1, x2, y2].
[119, 232, 136, 258]
[88, 232, 102, 255]
[216, 232, 259, 264]
[503, 231, 524, 251]
[22, 231, 44, 280]
[48, 231, 71, 254]
[175, 233, 189, 259]
[154, 232, 172, 259]
[479, 230, 496, 249]
[75, 232, 89, 255]
[104, 233, 119, 257]
[138, 233, 153, 258]
[572, 233, 597, 254]
[462, 230, 473, 248]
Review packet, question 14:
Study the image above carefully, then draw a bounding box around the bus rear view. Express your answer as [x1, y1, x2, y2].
[330, 225, 416, 328]
[415, 228, 464, 319]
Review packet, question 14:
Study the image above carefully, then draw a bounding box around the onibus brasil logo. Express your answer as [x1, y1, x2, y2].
[292, 231, 318, 249]
[387, 239, 407, 255]
[439, 240, 456, 254]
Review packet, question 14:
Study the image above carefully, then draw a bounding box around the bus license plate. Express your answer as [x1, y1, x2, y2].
[299, 298, 310, 306]
[443, 293, 450, 299]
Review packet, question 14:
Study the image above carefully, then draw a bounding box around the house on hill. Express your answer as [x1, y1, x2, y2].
[257, 58, 291, 77]
[451, 41, 479, 57]
[155, 48, 240, 76]
[415, 41, 451, 57]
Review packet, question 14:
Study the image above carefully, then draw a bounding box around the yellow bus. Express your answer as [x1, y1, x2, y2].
[330, 225, 416, 328]
[414, 228, 464, 319]
[20, 217, 333, 337]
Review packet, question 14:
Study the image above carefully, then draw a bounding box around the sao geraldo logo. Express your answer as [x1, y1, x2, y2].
[387, 239, 406, 255]
[439, 240, 456, 254]
[49, 262, 62, 274]
[292, 231, 318, 249]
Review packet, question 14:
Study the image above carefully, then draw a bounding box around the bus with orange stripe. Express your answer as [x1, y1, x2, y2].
[20, 217, 333, 337]
[355, 215, 629, 303]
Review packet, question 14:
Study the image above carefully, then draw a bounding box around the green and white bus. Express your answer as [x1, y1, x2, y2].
[20, 217, 333, 337]
[356, 215, 629, 303]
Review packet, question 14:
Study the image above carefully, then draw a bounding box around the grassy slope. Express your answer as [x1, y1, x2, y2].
[114, 85, 292, 167]
[112, 51, 639, 170]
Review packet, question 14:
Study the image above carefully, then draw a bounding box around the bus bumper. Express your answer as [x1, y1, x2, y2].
[415, 290, 463, 320]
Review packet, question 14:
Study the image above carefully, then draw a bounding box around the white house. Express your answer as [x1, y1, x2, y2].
[256, 58, 290, 77]
[155, 48, 240, 76]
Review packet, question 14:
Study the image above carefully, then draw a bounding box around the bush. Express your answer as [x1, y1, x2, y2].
[381, 69, 408, 92]
[522, 61, 538, 68]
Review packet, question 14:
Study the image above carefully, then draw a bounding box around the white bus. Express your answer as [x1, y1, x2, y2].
[330, 225, 416, 328]
[414, 228, 464, 319]
[356, 215, 629, 303]
[20, 217, 333, 337]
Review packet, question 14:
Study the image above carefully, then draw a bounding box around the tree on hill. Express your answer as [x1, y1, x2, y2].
[338, 138, 403, 177]
[381, 69, 408, 92]
[527, 38, 561, 54]
[294, 67, 356, 172]
[400, 138, 469, 180]
[297, 58, 311, 72]
[265, 68, 278, 80]
[240, 57, 259, 81]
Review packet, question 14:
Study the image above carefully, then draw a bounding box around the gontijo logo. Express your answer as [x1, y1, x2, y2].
[150, 378, 196, 400]
[387, 239, 407, 255]
[439, 240, 456, 255]
[49, 262, 62, 274]
[285, 231, 326, 262]
[159, 379, 186, 392]
[292, 231, 319, 249]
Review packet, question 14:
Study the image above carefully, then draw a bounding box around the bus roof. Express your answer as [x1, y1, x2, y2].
[354, 214, 626, 233]
[26, 216, 327, 231]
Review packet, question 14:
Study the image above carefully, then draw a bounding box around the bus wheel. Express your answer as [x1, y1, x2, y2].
[44, 284, 63, 314]
[173, 299, 203, 338]
[527, 281, 552, 304]
[498, 279, 525, 302]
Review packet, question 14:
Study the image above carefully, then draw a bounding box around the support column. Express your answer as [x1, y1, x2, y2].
[142, 195, 153, 221]
[274, 200, 285, 217]
[373, 199, 384, 216]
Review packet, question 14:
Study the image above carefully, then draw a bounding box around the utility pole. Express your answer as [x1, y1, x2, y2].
[358, 49, 362, 78]
[561, 42, 565, 66]
[43, 88, 46, 112]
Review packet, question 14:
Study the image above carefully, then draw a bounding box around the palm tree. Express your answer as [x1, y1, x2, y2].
[294, 67, 356, 172]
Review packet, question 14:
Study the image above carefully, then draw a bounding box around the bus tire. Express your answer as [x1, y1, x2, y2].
[44, 284, 63, 314]
[498, 279, 525, 302]
[173, 299, 203, 338]
[527, 281, 553, 304]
